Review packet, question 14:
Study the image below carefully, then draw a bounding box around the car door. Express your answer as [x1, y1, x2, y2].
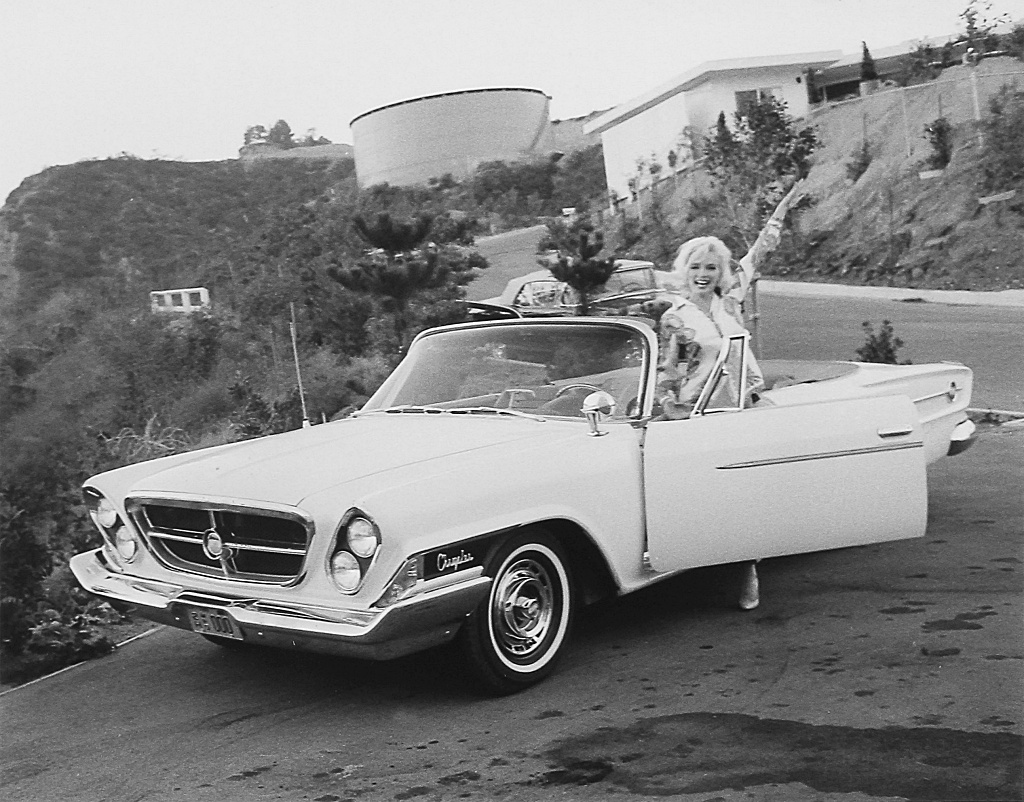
[643, 340, 928, 572]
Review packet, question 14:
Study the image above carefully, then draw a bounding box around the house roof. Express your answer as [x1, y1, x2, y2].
[826, 36, 949, 69]
[814, 36, 952, 84]
[583, 50, 843, 135]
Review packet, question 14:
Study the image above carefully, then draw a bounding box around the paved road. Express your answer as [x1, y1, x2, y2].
[469, 225, 547, 301]
[1, 429, 1020, 801]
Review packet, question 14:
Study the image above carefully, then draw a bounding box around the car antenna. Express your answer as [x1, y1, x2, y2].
[289, 302, 311, 428]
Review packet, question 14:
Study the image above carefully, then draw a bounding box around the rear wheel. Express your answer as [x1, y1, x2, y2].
[459, 529, 574, 694]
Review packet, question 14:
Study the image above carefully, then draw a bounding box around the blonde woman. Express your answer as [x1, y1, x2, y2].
[654, 184, 802, 610]
[655, 226, 780, 414]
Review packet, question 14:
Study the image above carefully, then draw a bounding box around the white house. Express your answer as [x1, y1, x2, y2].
[150, 287, 211, 314]
[584, 51, 842, 202]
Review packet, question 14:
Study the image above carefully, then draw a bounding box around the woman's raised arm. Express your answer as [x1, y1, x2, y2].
[732, 180, 805, 300]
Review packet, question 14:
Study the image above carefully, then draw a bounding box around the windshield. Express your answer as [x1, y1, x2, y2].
[594, 265, 656, 299]
[364, 322, 651, 419]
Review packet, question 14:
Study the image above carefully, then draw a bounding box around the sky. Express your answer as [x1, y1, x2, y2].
[3, 0, 1023, 204]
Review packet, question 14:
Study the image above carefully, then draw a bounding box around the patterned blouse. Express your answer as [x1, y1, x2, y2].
[656, 224, 780, 411]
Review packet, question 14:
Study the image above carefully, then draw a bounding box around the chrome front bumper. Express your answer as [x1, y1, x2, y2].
[70, 550, 492, 660]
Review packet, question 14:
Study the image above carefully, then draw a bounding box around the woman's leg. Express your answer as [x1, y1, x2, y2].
[739, 561, 759, 610]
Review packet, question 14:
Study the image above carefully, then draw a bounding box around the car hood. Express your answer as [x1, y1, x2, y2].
[125, 414, 556, 506]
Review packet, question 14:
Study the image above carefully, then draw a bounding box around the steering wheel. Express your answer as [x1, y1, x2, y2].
[537, 383, 603, 417]
[553, 383, 601, 400]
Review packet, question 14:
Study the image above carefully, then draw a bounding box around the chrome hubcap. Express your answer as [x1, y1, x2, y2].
[492, 557, 554, 659]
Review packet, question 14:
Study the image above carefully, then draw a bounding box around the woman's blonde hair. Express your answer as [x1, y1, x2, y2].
[670, 236, 735, 296]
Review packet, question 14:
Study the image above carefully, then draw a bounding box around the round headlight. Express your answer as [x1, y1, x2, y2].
[114, 527, 138, 561]
[346, 517, 379, 559]
[95, 497, 119, 530]
[330, 550, 361, 592]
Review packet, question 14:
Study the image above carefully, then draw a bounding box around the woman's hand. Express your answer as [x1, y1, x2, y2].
[760, 218, 783, 252]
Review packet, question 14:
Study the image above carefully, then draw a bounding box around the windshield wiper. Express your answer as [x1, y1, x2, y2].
[445, 407, 545, 421]
[354, 405, 544, 421]
[353, 405, 444, 416]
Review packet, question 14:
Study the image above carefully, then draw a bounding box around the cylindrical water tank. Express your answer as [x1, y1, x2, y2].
[351, 87, 553, 187]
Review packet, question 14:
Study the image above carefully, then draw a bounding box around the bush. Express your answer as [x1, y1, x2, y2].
[855, 320, 910, 364]
[979, 85, 1024, 192]
[1007, 21, 1024, 60]
[895, 42, 942, 86]
[923, 117, 953, 169]
[0, 602, 120, 685]
[846, 141, 872, 182]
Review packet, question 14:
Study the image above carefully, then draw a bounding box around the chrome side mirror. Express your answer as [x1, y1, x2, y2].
[582, 391, 616, 436]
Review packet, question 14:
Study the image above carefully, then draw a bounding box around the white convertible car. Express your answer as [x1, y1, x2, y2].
[71, 317, 976, 693]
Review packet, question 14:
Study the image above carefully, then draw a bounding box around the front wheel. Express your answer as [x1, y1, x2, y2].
[459, 530, 574, 694]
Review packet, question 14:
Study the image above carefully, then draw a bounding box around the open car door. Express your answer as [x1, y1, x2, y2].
[643, 334, 928, 572]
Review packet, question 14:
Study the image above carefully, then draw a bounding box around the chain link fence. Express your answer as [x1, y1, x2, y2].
[809, 61, 1023, 164]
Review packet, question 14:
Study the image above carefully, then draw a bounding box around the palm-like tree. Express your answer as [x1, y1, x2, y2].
[548, 230, 617, 315]
[329, 213, 454, 352]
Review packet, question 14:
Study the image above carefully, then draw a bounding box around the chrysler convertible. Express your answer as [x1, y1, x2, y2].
[71, 317, 977, 693]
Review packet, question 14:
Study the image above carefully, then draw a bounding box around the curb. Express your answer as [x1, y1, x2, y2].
[758, 280, 1024, 308]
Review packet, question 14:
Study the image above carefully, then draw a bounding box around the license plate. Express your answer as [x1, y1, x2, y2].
[184, 606, 243, 640]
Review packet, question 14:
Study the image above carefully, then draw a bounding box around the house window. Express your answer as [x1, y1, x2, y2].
[188, 291, 202, 306]
[735, 87, 781, 117]
[171, 293, 183, 306]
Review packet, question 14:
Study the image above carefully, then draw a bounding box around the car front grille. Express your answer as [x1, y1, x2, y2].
[128, 498, 312, 584]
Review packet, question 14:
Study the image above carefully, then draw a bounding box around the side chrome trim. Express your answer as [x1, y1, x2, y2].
[913, 381, 960, 404]
[877, 425, 915, 438]
[717, 441, 924, 470]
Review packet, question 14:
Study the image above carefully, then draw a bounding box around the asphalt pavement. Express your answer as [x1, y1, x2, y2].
[758, 278, 1024, 308]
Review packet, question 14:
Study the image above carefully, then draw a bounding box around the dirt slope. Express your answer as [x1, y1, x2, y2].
[782, 57, 1024, 290]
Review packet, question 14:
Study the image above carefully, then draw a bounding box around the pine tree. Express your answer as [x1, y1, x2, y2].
[328, 213, 463, 353]
[548, 230, 617, 315]
[700, 96, 817, 249]
[861, 42, 878, 82]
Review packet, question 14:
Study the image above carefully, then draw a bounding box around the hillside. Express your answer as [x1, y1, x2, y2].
[0, 156, 359, 312]
[790, 57, 1023, 290]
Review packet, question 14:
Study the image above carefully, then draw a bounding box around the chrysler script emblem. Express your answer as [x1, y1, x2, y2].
[436, 549, 475, 573]
[202, 529, 229, 561]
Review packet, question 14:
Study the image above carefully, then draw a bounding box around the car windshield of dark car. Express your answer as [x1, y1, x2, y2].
[363, 322, 649, 419]
[513, 279, 567, 309]
[595, 265, 656, 300]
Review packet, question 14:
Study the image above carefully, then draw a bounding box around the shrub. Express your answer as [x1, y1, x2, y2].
[923, 117, 953, 169]
[1007, 21, 1024, 60]
[979, 85, 1024, 192]
[101, 415, 192, 464]
[856, 320, 910, 364]
[0, 602, 120, 685]
[895, 42, 942, 86]
[846, 141, 872, 182]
